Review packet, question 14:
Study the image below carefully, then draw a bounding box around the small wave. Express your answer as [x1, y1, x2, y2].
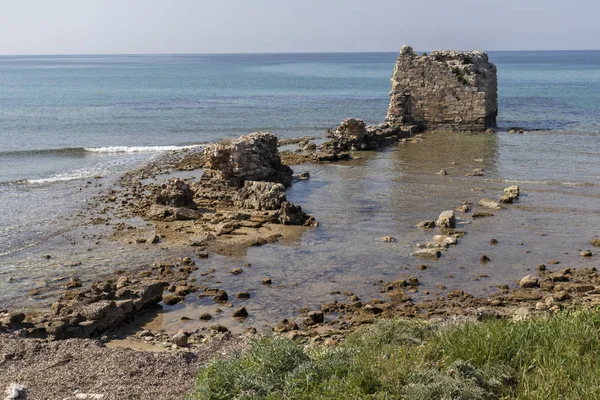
[83, 144, 204, 154]
[26, 175, 93, 184]
[0, 147, 88, 157]
[0, 144, 204, 157]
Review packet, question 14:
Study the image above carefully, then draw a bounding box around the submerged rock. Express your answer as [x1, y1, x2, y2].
[412, 249, 442, 259]
[478, 198, 501, 209]
[456, 204, 470, 213]
[417, 220, 436, 229]
[472, 211, 495, 218]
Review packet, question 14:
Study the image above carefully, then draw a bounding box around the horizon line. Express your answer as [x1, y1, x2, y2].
[1, 48, 600, 57]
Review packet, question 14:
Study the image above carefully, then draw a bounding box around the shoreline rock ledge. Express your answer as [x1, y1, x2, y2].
[386, 45, 498, 132]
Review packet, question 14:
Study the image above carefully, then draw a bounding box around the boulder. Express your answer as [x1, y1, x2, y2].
[519, 275, 539, 288]
[436, 210, 456, 229]
[172, 330, 188, 347]
[135, 282, 164, 309]
[232, 307, 248, 319]
[234, 181, 287, 210]
[308, 311, 324, 324]
[155, 178, 195, 207]
[199, 313, 212, 321]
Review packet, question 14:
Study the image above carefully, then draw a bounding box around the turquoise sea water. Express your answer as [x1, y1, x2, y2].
[1, 51, 600, 312]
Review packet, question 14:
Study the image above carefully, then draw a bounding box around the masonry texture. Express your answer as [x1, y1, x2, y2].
[386, 45, 498, 132]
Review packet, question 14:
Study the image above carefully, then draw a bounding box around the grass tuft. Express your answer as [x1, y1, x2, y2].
[190, 309, 600, 399]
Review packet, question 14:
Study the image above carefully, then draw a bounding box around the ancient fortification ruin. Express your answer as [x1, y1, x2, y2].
[386, 45, 498, 132]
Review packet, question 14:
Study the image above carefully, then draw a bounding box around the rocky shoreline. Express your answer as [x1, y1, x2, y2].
[2, 46, 595, 399]
[3, 125, 600, 398]
[3, 124, 600, 340]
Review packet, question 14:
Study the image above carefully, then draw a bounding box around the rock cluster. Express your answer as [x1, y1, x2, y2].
[386, 45, 498, 132]
[202, 132, 293, 187]
[0, 261, 199, 340]
[322, 118, 416, 153]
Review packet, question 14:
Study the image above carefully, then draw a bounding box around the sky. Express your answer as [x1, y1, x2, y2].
[0, 0, 598, 55]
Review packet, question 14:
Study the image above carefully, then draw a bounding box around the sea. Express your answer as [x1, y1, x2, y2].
[1, 51, 600, 328]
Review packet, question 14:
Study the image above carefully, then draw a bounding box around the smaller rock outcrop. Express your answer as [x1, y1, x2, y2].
[322, 118, 415, 153]
[202, 132, 293, 187]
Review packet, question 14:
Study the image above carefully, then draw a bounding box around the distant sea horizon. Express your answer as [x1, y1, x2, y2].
[2, 48, 600, 57]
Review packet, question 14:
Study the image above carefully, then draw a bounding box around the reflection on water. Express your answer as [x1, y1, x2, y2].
[3, 131, 600, 334]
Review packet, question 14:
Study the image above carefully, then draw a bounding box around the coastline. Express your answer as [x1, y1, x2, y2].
[2, 49, 600, 398]
[3, 129, 600, 398]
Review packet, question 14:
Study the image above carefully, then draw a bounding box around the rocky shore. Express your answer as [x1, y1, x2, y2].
[4, 125, 600, 397]
[2, 46, 594, 399]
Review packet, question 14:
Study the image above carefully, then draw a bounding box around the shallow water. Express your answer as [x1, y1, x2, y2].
[154, 130, 600, 333]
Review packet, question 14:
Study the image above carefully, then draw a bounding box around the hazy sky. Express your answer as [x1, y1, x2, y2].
[0, 0, 598, 54]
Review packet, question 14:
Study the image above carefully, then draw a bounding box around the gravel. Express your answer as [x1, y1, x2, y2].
[0, 333, 247, 400]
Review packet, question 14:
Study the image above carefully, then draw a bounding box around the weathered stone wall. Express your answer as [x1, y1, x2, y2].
[386, 45, 497, 132]
[203, 132, 293, 187]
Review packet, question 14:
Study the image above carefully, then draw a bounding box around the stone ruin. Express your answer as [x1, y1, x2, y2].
[202, 132, 293, 187]
[386, 45, 498, 132]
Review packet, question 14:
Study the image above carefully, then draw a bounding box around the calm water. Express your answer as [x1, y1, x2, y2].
[1, 51, 600, 323]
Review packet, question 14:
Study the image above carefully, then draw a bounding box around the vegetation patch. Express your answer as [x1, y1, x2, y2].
[190, 309, 600, 399]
